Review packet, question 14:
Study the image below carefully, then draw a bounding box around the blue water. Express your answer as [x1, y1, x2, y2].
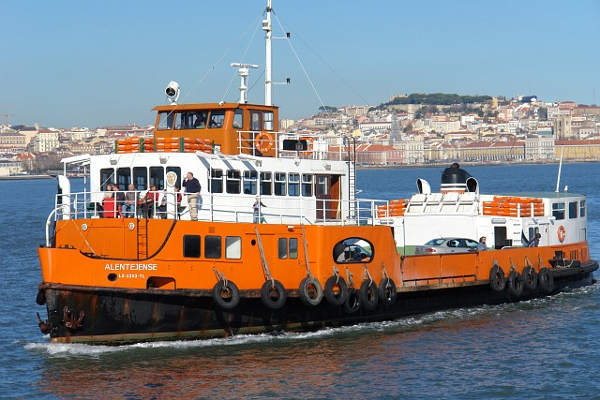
[2, 163, 600, 399]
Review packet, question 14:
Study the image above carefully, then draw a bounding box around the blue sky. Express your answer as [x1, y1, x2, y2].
[1, 0, 599, 127]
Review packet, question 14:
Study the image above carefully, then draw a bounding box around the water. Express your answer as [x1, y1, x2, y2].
[2, 163, 600, 399]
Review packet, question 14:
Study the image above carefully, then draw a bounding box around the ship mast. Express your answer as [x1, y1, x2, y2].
[262, 0, 272, 106]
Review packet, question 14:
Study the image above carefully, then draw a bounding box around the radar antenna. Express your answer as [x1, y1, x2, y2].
[230, 63, 259, 104]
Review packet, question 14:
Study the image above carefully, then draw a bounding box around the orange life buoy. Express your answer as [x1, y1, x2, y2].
[255, 132, 274, 153]
[557, 225, 566, 243]
[300, 136, 314, 154]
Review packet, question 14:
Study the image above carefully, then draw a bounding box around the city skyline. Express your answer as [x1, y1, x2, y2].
[1, 0, 599, 127]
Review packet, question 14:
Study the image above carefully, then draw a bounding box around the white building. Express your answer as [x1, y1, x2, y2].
[31, 129, 59, 153]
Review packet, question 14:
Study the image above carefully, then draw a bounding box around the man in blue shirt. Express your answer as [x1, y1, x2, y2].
[182, 172, 201, 220]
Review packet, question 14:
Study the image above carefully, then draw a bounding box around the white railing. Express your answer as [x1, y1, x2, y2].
[236, 130, 352, 161]
[54, 190, 394, 227]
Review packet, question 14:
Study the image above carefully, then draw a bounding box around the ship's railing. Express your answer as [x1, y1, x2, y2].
[54, 191, 395, 226]
[236, 130, 352, 161]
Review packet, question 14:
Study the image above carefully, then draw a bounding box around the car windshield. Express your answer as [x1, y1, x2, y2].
[425, 239, 445, 246]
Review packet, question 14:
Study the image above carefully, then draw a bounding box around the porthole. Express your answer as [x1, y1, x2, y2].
[332, 237, 374, 264]
[107, 273, 117, 281]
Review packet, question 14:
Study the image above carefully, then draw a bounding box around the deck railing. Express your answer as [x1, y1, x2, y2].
[54, 190, 393, 227]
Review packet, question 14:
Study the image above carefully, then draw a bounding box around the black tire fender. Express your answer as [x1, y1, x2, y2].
[522, 266, 538, 291]
[260, 279, 287, 309]
[489, 264, 506, 292]
[36, 288, 46, 306]
[538, 268, 554, 294]
[343, 288, 361, 314]
[324, 275, 348, 306]
[507, 270, 524, 298]
[359, 280, 379, 311]
[298, 276, 323, 307]
[378, 277, 397, 306]
[212, 280, 240, 310]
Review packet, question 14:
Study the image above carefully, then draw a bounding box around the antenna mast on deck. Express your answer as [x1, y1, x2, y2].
[231, 63, 259, 104]
[262, 0, 273, 106]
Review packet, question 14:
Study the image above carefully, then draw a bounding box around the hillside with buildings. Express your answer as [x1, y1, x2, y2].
[1, 93, 599, 175]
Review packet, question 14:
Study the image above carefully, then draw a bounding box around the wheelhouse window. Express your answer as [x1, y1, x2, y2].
[150, 167, 164, 190]
[552, 202, 565, 220]
[302, 174, 313, 197]
[580, 200, 586, 217]
[288, 173, 300, 196]
[157, 111, 174, 130]
[183, 235, 201, 258]
[176, 111, 208, 130]
[100, 168, 114, 191]
[251, 111, 262, 131]
[243, 170, 257, 195]
[210, 169, 223, 193]
[166, 166, 181, 188]
[226, 170, 241, 194]
[333, 237, 374, 264]
[225, 236, 241, 259]
[133, 167, 147, 190]
[274, 172, 286, 196]
[264, 111, 274, 130]
[205, 236, 222, 258]
[260, 172, 272, 195]
[208, 111, 225, 128]
[569, 201, 578, 219]
[233, 109, 243, 129]
[116, 168, 130, 190]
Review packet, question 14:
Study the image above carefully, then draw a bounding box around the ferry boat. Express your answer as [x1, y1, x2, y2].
[36, 2, 597, 344]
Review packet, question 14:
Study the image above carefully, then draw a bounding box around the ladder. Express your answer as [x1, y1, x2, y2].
[136, 217, 148, 260]
[348, 160, 357, 220]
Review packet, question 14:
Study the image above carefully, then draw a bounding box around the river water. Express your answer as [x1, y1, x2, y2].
[1, 163, 600, 399]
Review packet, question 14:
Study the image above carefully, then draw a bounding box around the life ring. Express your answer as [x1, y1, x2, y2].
[522, 266, 538, 291]
[557, 225, 566, 243]
[489, 264, 506, 291]
[260, 279, 287, 309]
[538, 268, 554, 294]
[343, 288, 361, 314]
[212, 280, 240, 310]
[255, 132, 274, 153]
[507, 271, 524, 298]
[359, 280, 379, 311]
[298, 276, 323, 306]
[324, 275, 348, 306]
[378, 277, 397, 307]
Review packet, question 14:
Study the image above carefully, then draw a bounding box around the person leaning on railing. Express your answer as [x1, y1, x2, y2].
[102, 184, 117, 218]
[121, 184, 137, 218]
[183, 172, 201, 221]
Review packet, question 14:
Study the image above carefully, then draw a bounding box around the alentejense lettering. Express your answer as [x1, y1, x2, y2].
[104, 263, 158, 271]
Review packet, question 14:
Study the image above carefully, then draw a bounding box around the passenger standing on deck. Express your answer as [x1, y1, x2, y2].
[478, 236, 488, 251]
[183, 172, 201, 220]
[103, 184, 116, 218]
[253, 196, 266, 223]
[122, 184, 137, 217]
[528, 233, 541, 247]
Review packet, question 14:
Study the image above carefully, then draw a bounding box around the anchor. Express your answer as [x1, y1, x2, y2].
[62, 306, 85, 330]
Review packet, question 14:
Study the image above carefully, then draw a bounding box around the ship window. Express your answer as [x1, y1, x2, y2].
[569, 201, 578, 219]
[133, 167, 147, 190]
[166, 166, 181, 188]
[210, 169, 223, 193]
[150, 167, 164, 190]
[264, 111, 274, 130]
[233, 109, 243, 129]
[289, 238, 298, 259]
[226, 170, 241, 194]
[302, 174, 313, 197]
[251, 111, 262, 131]
[316, 175, 329, 196]
[157, 111, 174, 130]
[260, 172, 272, 195]
[243, 170, 258, 195]
[580, 200, 586, 217]
[278, 238, 288, 259]
[274, 172, 286, 196]
[552, 202, 565, 220]
[100, 168, 114, 191]
[116, 168, 131, 190]
[225, 236, 241, 259]
[183, 235, 201, 258]
[208, 111, 225, 129]
[205, 236, 222, 258]
[333, 237, 374, 264]
[176, 111, 208, 130]
[288, 173, 300, 196]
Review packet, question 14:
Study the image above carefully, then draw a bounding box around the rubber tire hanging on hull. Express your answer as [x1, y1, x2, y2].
[260, 280, 287, 309]
[298, 276, 323, 307]
[507, 271, 524, 298]
[324, 276, 349, 306]
[343, 288, 361, 314]
[359, 280, 379, 311]
[378, 277, 397, 307]
[538, 268, 554, 294]
[35, 289, 46, 306]
[212, 280, 240, 310]
[489, 265, 506, 292]
[522, 266, 538, 291]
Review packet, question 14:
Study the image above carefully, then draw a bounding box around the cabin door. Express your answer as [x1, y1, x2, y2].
[316, 174, 341, 221]
[494, 226, 507, 249]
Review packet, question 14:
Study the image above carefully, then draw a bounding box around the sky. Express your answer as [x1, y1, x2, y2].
[1, 0, 599, 128]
